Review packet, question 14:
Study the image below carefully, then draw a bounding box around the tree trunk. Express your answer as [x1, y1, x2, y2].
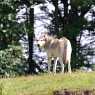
[52, 0, 59, 36]
[61, 0, 69, 37]
[28, 7, 36, 74]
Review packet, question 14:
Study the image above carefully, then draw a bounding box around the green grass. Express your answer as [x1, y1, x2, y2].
[0, 72, 95, 95]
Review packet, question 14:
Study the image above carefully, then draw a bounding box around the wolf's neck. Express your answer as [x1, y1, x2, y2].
[44, 37, 58, 49]
[44, 40, 51, 49]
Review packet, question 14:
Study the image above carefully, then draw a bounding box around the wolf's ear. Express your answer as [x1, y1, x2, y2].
[42, 32, 47, 37]
[43, 35, 47, 41]
[43, 32, 49, 35]
[41, 32, 47, 37]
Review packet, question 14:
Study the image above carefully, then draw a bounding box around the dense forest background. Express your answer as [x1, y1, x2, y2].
[0, 0, 95, 77]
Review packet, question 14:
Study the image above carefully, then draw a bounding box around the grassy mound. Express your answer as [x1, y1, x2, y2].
[0, 72, 95, 95]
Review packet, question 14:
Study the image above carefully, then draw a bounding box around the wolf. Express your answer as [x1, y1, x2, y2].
[36, 33, 72, 73]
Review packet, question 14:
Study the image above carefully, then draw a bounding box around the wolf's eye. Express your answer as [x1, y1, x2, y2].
[36, 39, 38, 42]
[41, 39, 43, 41]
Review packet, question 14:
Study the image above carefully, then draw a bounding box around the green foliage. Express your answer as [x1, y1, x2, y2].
[0, 0, 25, 48]
[0, 45, 28, 77]
[91, 64, 95, 71]
[72, 0, 95, 7]
[0, 0, 27, 50]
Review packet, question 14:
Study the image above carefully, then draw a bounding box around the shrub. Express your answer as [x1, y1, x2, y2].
[91, 64, 95, 71]
[0, 45, 28, 77]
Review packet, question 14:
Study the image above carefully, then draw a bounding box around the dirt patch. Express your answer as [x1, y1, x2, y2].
[53, 89, 95, 95]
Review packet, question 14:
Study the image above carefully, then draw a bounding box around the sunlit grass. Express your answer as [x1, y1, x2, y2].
[0, 72, 95, 95]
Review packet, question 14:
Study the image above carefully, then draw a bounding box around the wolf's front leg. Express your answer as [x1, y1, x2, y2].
[53, 57, 59, 74]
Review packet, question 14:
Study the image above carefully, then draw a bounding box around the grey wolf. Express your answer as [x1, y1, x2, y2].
[36, 33, 72, 73]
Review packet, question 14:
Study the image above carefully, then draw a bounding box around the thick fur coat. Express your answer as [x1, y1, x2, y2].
[37, 34, 72, 73]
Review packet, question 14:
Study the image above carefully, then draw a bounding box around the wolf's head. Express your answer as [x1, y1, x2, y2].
[36, 33, 48, 49]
